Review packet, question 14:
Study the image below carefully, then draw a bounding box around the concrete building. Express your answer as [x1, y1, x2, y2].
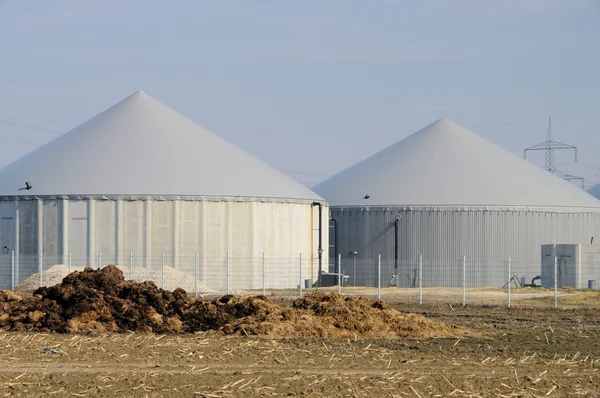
[0, 91, 328, 290]
[314, 118, 600, 288]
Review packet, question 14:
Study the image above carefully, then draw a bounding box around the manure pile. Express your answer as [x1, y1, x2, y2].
[1, 265, 469, 338]
[17, 263, 215, 293]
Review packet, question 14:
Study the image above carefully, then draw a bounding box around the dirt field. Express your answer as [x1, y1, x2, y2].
[2, 266, 600, 397]
[230, 285, 597, 310]
[0, 304, 599, 397]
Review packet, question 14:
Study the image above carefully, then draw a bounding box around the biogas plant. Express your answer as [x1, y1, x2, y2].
[1, 94, 600, 291]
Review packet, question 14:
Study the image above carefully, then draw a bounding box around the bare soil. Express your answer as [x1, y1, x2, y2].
[1, 267, 599, 397]
[0, 306, 599, 397]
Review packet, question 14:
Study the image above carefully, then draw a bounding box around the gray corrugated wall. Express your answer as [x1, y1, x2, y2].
[330, 207, 600, 288]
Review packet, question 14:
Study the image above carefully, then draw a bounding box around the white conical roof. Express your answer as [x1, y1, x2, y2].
[314, 118, 600, 209]
[0, 91, 323, 202]
[588, 184, 600, 200]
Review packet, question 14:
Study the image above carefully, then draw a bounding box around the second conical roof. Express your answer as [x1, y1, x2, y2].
[314, 118, 600, 208]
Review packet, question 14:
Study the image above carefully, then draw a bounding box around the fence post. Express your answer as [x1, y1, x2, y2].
[11, 250, 15, 290]
[161, 251, 165, 289]
[129, 251, 133, 280]
[377, 254, 381, 300]
[194, 252, 198, 298]
[508, 256, 511, 309]
[419, 254, 423, 305]
[68, 251, 72, 274]
[99, 251, 102, 267]
[226, 252, 230, 295]
[554, 254, 558, 308]
[299, 253, 303, 297]
[262, 253, 266, 296]
[39, 251, 43, 288]
[338, 253, 342, 295]
[462, 255, 466, 307]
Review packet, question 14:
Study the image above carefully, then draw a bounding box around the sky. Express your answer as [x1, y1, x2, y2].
[1, 0, 600, 189]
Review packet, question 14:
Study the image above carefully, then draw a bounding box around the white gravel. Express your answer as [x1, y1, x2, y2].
[17, 263, 215, 294]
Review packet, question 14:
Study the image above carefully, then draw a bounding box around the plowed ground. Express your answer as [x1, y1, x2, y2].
[0, 305, 599, 397]
[1, 267, 599, 397]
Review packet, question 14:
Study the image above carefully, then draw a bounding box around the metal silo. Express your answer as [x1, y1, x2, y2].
[0, 91, 328, 290]
[315, 118, 600, 288]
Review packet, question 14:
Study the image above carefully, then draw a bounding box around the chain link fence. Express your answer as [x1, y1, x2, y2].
[1, 251, 599, 309]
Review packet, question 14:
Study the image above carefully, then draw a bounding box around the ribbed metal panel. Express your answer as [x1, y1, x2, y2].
[0, 198, 328, 290]
[330, 207, 600, 288]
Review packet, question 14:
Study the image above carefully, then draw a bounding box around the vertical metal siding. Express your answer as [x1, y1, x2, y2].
[331, 208, 600, 288]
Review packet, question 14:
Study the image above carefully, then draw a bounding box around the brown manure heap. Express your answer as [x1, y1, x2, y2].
[1, 265, 470, 338]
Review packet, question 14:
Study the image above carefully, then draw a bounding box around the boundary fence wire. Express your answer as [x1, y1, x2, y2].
[1, 251, 598, 309]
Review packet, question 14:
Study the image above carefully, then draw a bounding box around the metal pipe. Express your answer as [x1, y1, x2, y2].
[394, 218, 400, 273]
[338, 253, 342, 294]
[462, 254, 466, 307]
[299, 253, 303, 297]
[194, 252, 198, 298]
[419, 254, 423, 305]
[39, 251, 43, 288]
[553, 241, 558, 309]
[351, 251, 358, 286]
[11, 250, 15, 290]
[312, 202, 323, 285]
[508, 256, 511, 309]
[226, 252, 230, 295]
[330, 217, 338, 274]
[377, 254, 381, 300]
[554, 255, 558, 308]
[262, 253, 266, 296]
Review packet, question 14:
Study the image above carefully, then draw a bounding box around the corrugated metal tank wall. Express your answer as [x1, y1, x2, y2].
[0, 199, 328, 290]
[330, 207, 600, 288]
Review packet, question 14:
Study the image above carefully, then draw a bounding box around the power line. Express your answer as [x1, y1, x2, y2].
[0, 118, 63, 134]
[282, 170, 332, 177]
[0, 114, 73, 126]
[1, 112, 597, 187]
[0, 135, 44, 147]
[0, 113, 539, 139]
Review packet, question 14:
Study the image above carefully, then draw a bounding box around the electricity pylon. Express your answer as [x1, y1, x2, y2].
[524, 117, 584, 188]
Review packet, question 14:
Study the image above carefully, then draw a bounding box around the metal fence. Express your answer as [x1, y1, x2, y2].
[1, 251, 599, 309]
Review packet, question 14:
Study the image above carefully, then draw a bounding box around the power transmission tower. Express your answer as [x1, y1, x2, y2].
[524, 117, 585, 188]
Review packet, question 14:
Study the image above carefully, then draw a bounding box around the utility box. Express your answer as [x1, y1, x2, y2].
[318, 272, 349, 287]
[541, 244, 600, 289]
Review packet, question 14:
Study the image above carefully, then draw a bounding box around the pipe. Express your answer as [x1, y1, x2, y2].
[394, 218, 400, 272]
[524, 275, 541, 288]
[330, 217, 338, 274]
[312, 202, 323, 284]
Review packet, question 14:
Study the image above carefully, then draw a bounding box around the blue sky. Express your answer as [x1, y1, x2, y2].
[1, 0, 599, 188]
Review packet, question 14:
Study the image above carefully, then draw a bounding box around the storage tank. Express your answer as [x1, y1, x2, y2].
[0, 91, 328, 290]
[314, 118, 600, 288]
